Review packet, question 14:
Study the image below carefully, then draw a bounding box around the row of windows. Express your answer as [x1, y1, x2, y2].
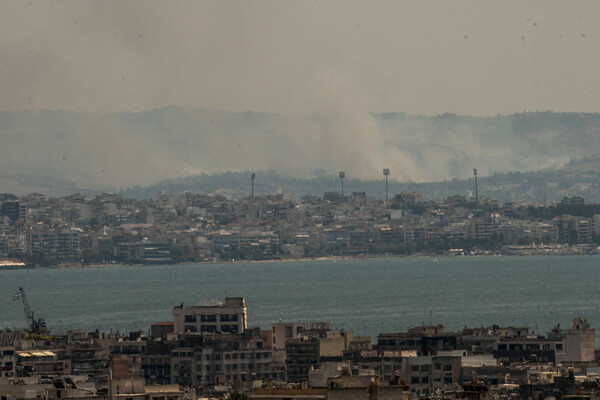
[178, 351, 271, 361]
[194, 373, 279, 382]
[497, 343, 553, 350]
[411, 364, 453, 372]
[411, 376, 454, 385]
[183, 324, 240, 333]
[184, 314, 240, 323]
[379, 339, 422, 346]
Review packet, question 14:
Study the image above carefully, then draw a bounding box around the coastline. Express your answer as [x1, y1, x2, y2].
[12, 248, 597, 270]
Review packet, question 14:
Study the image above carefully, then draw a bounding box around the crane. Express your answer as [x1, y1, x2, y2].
[15, 287, 47, 333]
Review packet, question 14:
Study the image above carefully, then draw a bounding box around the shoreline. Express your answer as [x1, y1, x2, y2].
[8, 250, 597, 270]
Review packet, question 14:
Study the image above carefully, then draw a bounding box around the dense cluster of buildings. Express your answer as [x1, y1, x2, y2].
[2, 297, 600, 399]
[0, 191, 599, 266]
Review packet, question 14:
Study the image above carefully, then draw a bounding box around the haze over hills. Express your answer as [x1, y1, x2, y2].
[1, 108, 599, 201]
[121, 156, 600, 204]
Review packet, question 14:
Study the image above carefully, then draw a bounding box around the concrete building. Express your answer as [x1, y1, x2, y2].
[404, 355, 462, 396]
[170, 329, 284, 390]
[172, 297, 247, 334]
[271, 322, 330, 350]
[26, 225, 81, 261]
[492, 335, 561, 365]
[0, 346, 15, 378]
[548, 316, 595, 363]
[285, 331, 367, 383]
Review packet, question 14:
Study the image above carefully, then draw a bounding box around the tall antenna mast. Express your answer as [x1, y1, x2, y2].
[250, 173, 256, 198]
[339, 171, 345, 197]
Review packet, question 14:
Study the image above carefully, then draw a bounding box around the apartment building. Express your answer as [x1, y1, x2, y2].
[172, 297, 247, 334]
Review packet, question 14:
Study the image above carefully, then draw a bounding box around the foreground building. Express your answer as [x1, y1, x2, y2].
[172, 297, 247, 334]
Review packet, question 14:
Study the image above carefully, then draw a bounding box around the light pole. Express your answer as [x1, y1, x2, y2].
[383, 168, 390, 207]
[473, 168, 478, 210]
[339, 171, 345, 197]
[251, 173, 255, 198]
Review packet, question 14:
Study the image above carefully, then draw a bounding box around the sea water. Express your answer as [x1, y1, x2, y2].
[1, 255, 599, 340]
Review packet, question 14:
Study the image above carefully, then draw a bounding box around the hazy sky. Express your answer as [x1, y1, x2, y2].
[1, 1, 599, 116]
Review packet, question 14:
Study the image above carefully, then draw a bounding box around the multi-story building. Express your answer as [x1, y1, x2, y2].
[26, 225, 81, 261]
[172, 297, 247, 334]
[170, 328, 284, 389]
[285, 330, 367, 383]
[1, 201, 27, 222]
[547, 316, 595, 363]
[271, 322, 330, 350]
[404, 355, 462, 396]
[0, 346, 16, 378]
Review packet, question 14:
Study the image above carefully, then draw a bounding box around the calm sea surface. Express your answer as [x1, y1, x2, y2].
[1, 256, 599, 340]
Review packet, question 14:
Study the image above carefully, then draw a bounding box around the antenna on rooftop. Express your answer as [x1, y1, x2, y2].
[339, 171, 345, 197]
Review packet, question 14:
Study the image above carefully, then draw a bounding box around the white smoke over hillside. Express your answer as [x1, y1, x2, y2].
[0, 109, 597, 194]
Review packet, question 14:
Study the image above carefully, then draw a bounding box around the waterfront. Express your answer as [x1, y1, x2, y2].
[1, 255, 599, 339]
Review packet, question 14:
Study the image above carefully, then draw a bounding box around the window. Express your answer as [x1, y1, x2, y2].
[411, 365, 419, 372]
[434, 363, 441, 370]
[421, 377, 429, 384]
[411, 377, 419, 384]
[556, 343, 563, 351]
[443, 364, 452, 371]
[201, 325, 217, 333]
[184, 315, 196, 323]
[221, 314, 238, 322]
[285, 327, 293, 338]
